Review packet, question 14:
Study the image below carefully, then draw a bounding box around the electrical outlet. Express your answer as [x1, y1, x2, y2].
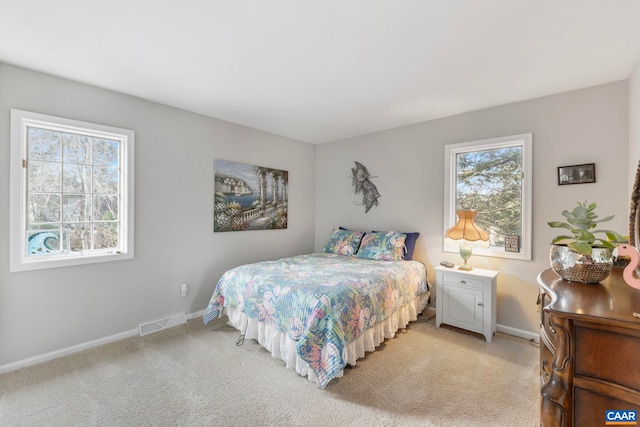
[180, 282, 188, 297]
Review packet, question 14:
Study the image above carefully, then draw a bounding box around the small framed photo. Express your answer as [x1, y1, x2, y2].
[557, 163, 595, 185]
[504, 235, 520, 252]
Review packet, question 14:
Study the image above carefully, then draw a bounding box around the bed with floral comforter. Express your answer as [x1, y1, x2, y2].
[202, 252, 429, 388]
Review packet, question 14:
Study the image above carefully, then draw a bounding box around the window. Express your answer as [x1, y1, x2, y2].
[10, 109, 134, 272]
[444, 133, 532, 260]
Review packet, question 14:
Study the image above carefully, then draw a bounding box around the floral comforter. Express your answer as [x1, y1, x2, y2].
[202, 253, 428, 388]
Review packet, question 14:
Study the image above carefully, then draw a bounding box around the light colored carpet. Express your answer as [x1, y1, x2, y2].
[0, 313, 539, 426]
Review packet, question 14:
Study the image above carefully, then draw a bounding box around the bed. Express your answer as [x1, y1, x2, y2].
[202, 229, 429, 388]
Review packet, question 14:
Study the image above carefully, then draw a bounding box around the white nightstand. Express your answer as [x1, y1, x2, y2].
[435, 265, 499, 342]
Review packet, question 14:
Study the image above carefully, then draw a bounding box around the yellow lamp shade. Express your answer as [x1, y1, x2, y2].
[445, 210, 489, 242]
[445, 210, 489, 270]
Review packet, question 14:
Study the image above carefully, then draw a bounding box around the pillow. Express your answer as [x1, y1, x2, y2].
[356, 231, 407, 261]
[374, 230, 419, 260]
[324, 228, 365, 256]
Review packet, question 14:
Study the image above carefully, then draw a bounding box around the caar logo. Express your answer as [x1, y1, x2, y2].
[606, 410, 638, 425]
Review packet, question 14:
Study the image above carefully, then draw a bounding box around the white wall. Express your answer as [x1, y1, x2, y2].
[315, 81, 629, 336]
[0, 63, 316, 368]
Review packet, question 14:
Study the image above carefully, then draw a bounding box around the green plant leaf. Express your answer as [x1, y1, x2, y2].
[551, 235, 574, 244]
[575, 230, 595, 242]
[569, 241, 593, 255]
[601, 230, 629, 243]
[597, 240, 616, 249]
[593, 215, 614, 224]
[547, 221, 572, 230]
[548, 200, 625, 256]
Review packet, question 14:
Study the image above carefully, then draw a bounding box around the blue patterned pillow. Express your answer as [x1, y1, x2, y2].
[356, 231, 407, 261]
[373, 231, 419, 260]
[324, 229, 365, 256]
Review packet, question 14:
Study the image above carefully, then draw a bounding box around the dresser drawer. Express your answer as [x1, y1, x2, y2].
[574, 387, 640, 427]
[575, 326, 640, 393]
[440, 273, 484, 289]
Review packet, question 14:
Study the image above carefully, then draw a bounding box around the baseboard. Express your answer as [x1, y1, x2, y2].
[497, 323, 538, 342]
[0, 310, 538, 376]
[0, 328, 138, 375]
[0, 309, 207, 375]
[187, 309, 205, 320]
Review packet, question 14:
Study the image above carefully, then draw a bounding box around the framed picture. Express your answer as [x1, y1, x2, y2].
[504, 235, 520, 252]
[214, 159, 288, 232]
[557, 163, 595, 185]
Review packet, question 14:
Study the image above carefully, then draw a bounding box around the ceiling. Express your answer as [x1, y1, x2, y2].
[1, 1, 640, 144]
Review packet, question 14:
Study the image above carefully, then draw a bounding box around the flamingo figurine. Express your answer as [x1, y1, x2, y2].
[616, 244, 640, 289]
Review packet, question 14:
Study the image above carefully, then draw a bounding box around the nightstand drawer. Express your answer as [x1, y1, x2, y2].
[441, 273, 484, 289]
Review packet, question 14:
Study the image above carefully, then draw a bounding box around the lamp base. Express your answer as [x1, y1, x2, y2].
[458, 242, 473, 271]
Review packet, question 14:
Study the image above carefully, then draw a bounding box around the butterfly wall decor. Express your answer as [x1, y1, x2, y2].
[351, 161, 380, 213]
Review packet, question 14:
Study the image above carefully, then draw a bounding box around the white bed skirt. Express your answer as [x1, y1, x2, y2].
[223, 292, 430, 387]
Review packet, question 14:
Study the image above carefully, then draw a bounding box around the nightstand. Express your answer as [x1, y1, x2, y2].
[435, 265, 499, 342]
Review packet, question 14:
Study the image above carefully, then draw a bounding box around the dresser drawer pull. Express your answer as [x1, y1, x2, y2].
[460, 280, 466, 284]
[542, 359, 551, 380]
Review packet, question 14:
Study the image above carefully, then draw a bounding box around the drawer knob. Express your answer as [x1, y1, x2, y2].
[460, 280, 467, 284]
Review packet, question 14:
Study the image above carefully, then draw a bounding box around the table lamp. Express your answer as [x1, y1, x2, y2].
[445, 210, 489, 270]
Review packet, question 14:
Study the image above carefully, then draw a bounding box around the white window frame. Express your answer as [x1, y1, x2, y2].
[444, 133, 532, 261]
[10, 109, 135, 272]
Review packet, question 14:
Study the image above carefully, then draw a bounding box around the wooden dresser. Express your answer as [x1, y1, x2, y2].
[538, 268, 640, 426]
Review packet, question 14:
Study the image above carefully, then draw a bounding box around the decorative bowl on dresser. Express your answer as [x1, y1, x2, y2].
[537, 268, 640, 426]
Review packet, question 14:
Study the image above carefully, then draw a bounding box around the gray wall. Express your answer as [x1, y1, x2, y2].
[630, 58, 640, 192]
[0, 63, 316, 368]
[315, 81, 629, 336]
[1, 61, 634, 368]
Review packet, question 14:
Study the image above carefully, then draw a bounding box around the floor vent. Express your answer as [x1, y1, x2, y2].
[139, 313, 187, 336]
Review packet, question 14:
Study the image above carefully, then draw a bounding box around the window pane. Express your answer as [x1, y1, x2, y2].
[93, 139, 119, 166]
[94, 195, 118, 221]
[28, 193, 61, 223]
[67, 223, 90, 252]
[456, 147, 522, 247]
[28, 128, 61, 161]
[28, 161, 61, 193]
[94, 223, 118, 249]
[63, 164, 92, 194]
[63, 133, 92, 164]
[93, 167, 119, 194]
[63, 195, 92, 222]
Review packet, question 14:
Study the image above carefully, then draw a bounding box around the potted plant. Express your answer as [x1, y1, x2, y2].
[547, 201, 628, 283]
